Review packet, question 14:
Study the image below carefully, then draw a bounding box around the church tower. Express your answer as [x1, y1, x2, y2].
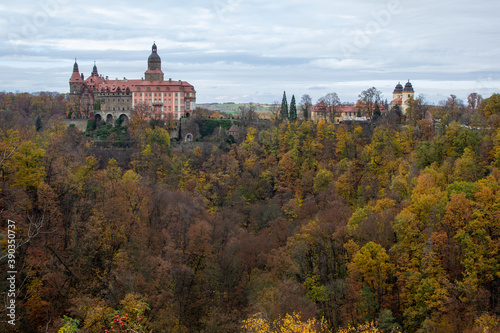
[392, 82, 403, 103]
[402, 80, 415, 114]
[145, 42, 164, 81]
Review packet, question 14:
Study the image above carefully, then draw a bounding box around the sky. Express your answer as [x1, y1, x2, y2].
[1, 0, 500, 104]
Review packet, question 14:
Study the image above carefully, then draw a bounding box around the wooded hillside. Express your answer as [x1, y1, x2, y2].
[1, 92, 500, 332]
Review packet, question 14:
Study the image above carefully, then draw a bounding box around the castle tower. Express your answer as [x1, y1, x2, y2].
[69, 60, 84, 95]
[402, 80, 415, 114]
[91, 61, 99, 77]
[145, 42, 164, 81]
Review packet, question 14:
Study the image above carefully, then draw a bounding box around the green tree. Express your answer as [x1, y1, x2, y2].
[289, 95, 297, 121]
[281, 91, 288, 121]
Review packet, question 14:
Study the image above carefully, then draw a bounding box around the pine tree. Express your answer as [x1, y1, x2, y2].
[373, 103, 381, 121]
[280, 91, 288, 121]
[289, 95, 297, 120]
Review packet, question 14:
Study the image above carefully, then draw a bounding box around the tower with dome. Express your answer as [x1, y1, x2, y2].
[390, 80, 415, 114]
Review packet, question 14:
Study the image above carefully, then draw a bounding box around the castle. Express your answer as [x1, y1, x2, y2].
[69, 43, 197, 125]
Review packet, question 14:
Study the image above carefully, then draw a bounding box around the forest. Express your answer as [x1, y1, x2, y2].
[0, 91, 500, 333]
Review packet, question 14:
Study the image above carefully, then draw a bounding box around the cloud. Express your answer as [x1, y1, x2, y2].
[0, 0, 499, 104]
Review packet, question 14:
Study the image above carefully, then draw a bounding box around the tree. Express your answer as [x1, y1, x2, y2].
[387, 104, 402, 125]
[281, 91, 288, 121]
[436, 94, 465, 123]
[239, 103, 258, 124]
[35, 116, 42, 132]
[482, 93, 500, 118]
[242, 312, 328, 333]
[300, 94, 312, 120]
[373, 103, 381, 122]
[289, 95, 297, 121]
[358, 87, 381, 122]
[269, 101, 281, 123]
[318, 92, 341, 123]
[406, 95, 428, 125]
[467, 92, 483, 112]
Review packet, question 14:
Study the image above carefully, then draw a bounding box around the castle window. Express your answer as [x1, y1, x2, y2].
[147, 87, 150, 91]
[137, 87, 141, 91]
[156, 87, 160, 91]
[169, 106, 171, 111]
[169, 93, 171, 97]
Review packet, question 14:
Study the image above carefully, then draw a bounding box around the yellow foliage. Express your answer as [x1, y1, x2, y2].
[338, 321, 402, 332]
[242, 312, 329, 333]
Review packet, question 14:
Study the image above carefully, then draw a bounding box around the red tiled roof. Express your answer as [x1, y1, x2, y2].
[88, 78, 195, 93]
[145, 69, 164, 74]
[70, 71, 83, 83]
[312, 101, 332, 113]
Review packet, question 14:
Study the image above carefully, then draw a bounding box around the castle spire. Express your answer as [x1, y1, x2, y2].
[92, 61, 98, 76]
[145, 42, 164, 81]
[73, 59, 79, 73]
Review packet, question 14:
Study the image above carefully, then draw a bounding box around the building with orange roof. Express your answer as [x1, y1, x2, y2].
[69, 43, 196, 125]
[311, 101, 386, 124]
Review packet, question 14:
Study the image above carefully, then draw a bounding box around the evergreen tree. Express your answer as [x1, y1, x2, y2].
[289, 95, 297, 120]
[280, 91, 288, 121]
[35, 116, 42, 132]
[373, 103, 381, 121]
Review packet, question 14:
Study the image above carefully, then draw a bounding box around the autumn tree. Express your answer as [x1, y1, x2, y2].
[300, 94, 313, 120]
[318, 92, 341, 123]
[358, 87, 381, 122]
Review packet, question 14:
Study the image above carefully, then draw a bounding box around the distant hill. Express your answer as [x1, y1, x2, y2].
[197, 103, 274, 114]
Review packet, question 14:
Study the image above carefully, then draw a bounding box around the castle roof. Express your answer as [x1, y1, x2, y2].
[403, 80, 414, 92]
[393, 82, 403, 94]
[148, 42, 161, 61]
[70, 60, 83, 83]
[93, 78, 195, 94]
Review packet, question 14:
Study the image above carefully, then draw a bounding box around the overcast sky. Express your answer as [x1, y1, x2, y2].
[1, 0, 499, 104]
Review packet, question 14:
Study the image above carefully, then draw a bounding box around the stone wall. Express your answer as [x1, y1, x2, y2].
[61, 119, 88, 132]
